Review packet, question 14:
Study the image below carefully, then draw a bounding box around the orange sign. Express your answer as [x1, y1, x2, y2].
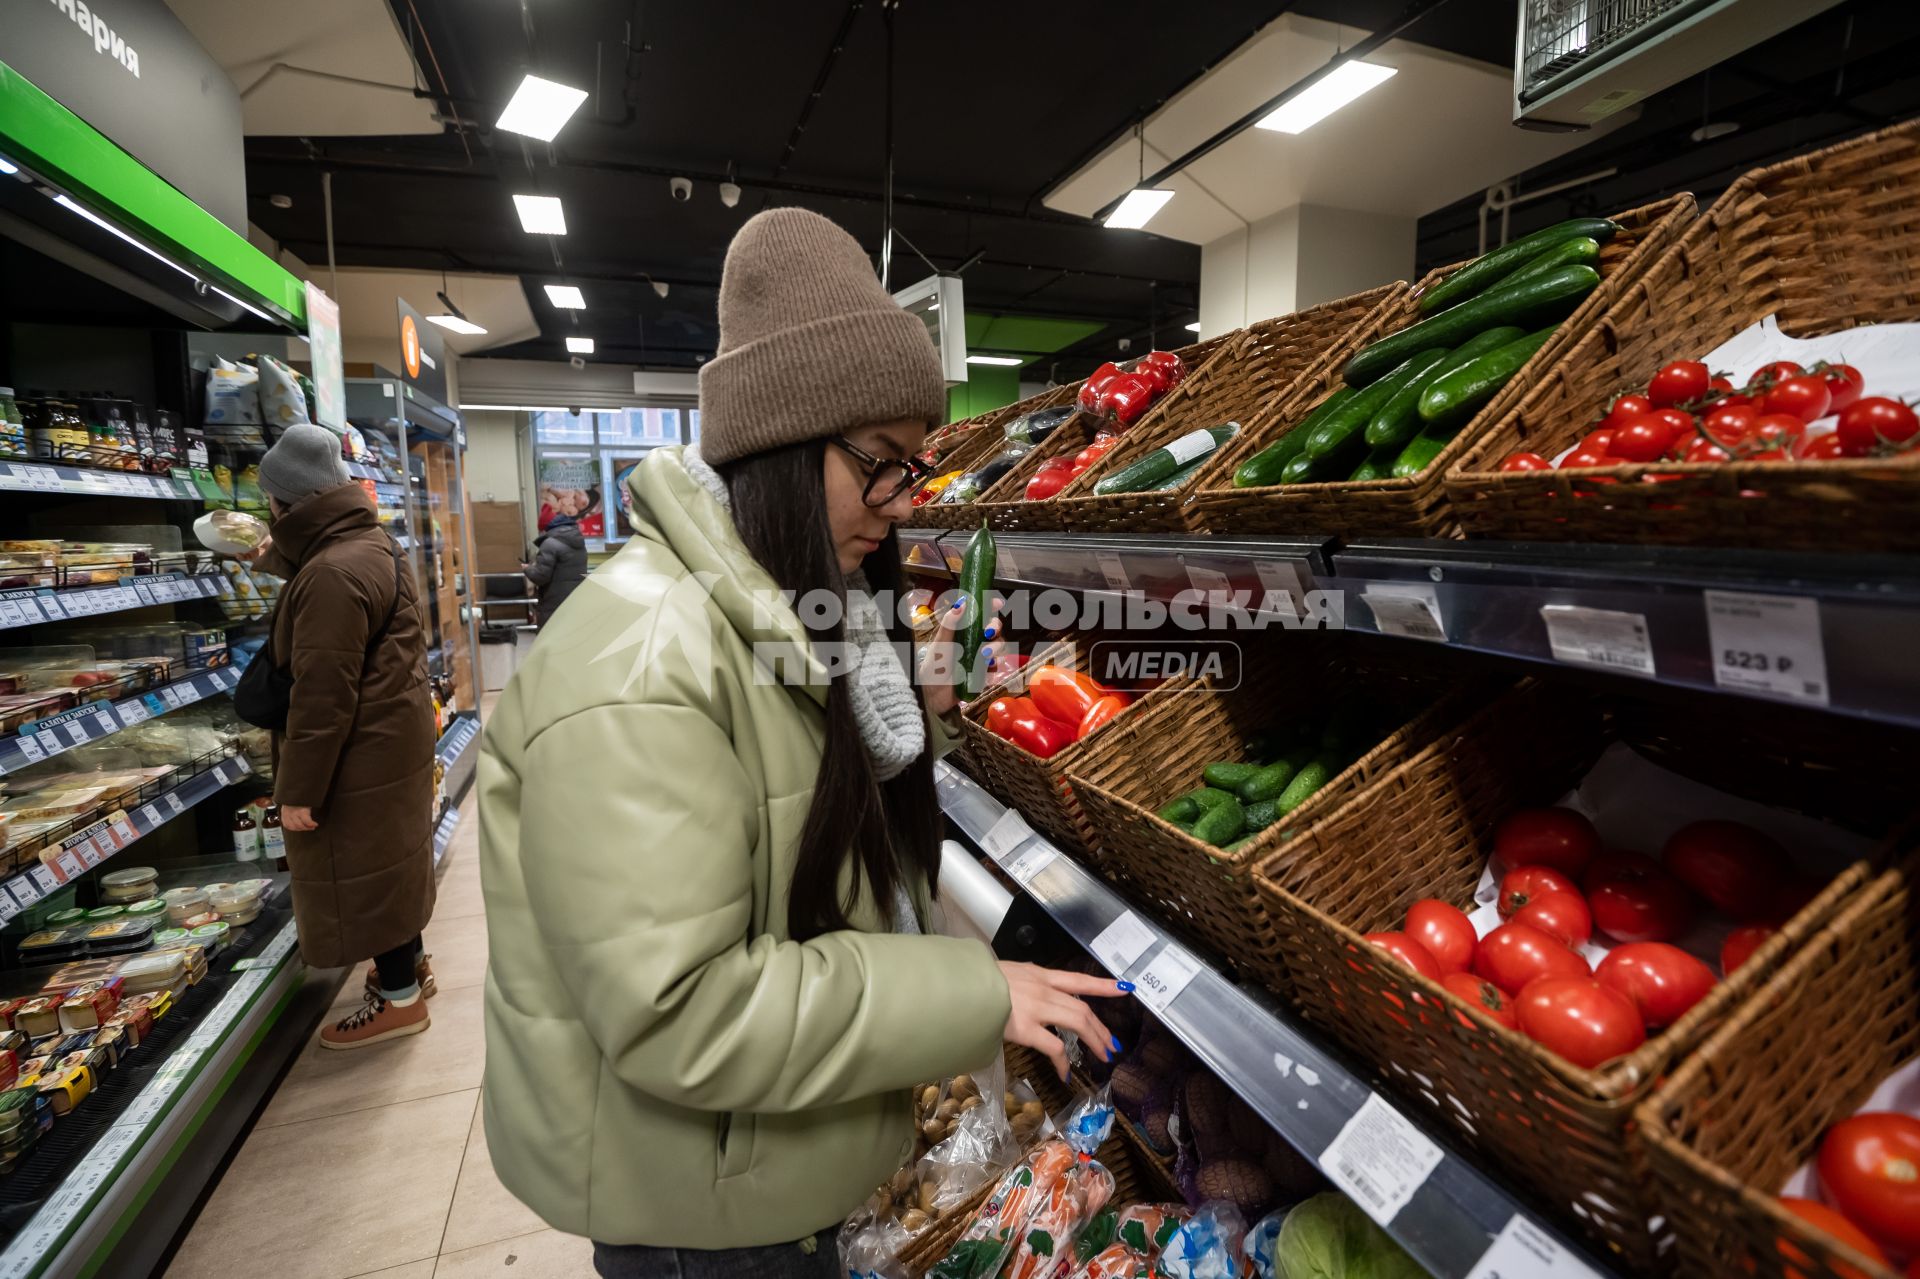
[400, 314, 422, 379]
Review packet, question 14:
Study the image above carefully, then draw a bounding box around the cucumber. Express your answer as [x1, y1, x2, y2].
[1237, 759, 1299, 803]
[1304, 353, 1431, 465]
[1279, 452, 1320, 485]
[1417, 218, 1621, 316]
[1363, 347, 1454, 451]
[1203, 761, 1260, 790]
[1275, 754, 1339, 814]
[1233, 389, 1355, 489]
[1348, 447, 1399, 482]
[1503, 236, 1601, 289]
[1158, 795, 1200, 825]
[1153, 453, 1212, 493]
[1094, 425, 1239, 495]
[1417, 326, 1559, 429]
[1190, 800, 1247, 847]
[1187, 787, 1240, 813]
[1244, 799, 1280, 832]
[1390, 430, 1451, 479]
[1427, 325, 1527, 379]
[1343, 265, 1601, 387]
[957, 521, 995, 690]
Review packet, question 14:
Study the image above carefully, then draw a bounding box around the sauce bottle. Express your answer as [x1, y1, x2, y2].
[261, 804, 287, 872]
[232, 805, 259, 862]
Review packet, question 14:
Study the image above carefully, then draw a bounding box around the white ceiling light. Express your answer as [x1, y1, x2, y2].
[565, 337, 595, 354]
[513, 193, 567, 235]
[1256, 60, 1397, 135]
[1185, 321, 1202, 333]
[965, 355, 1024, 367]
[496, 74, 589, 142]
[0, 156, 18, 176]
[55, 194, 195, 280]
[427, 314, 488, 335]
[544, 284, 586, 309]
[1103, 188, 1175, 230]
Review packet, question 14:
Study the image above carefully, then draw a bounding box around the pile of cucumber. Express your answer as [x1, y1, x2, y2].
[1233, 218, 1620, 489]
[1153, 706, 1385, 851]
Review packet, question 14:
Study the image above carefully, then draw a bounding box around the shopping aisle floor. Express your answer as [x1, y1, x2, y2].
[165, 783, 593, 1279]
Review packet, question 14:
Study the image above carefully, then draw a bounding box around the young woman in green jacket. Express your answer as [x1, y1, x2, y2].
[478, 208, 1125, 1278]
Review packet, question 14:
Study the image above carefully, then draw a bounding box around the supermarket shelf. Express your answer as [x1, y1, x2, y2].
[0, 574, 226, 632]
[934, 760, 1618, 1279]
[431, 803, 461, 871]
[898, 528, 1920, 730]
[0, 754, 252, 927]
[0, 667, 237, 777]
[0, 463, 199, 503]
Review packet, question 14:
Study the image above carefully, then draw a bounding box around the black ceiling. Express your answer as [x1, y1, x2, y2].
[239, 0, 1920, 380]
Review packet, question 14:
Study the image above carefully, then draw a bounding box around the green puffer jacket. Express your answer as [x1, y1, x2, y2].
[477, 446, 1010, 1248]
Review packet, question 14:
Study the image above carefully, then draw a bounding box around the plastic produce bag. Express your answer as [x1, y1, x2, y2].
[204, 359, 262, 436]
[1158, 1202, 1248, 1279]
[1001, 1155, 1114, 1279]
[1004, 406, 1076, 447]
[1241, 1210, 1283, 1279]
[255, 354, 310, 435]
[917, 1073, 1047, 1212]
[837, 1205, 912, 1279]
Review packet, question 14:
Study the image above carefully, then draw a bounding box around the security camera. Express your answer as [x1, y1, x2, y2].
[718, 181, 741, 208]
[567, 405, 582, 417]
[651, 280, 670, 299]
[669, 177, 691, 202]
[569, 355, 587, 370]
[1117, 337, 1133, 353]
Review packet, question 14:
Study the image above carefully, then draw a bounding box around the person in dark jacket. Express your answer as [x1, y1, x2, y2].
[524, 513, 588, 625]
[247, 424, 439, 1050]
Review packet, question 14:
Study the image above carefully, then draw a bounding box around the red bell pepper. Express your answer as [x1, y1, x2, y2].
[1077, 694, 1129, 739]
[991, 697, 1075, 758]
[1140, 350, 1185, 388]
[1024, 467, 1071, 502]
[1096, 373, 1157, 427]
[1070, 434, 1120, 475]
[1077, 363, 1124, 413]
[1028, 665, 1102, 725]
[987, 697, 1019, 739]
[1130, 362, 1171, 397]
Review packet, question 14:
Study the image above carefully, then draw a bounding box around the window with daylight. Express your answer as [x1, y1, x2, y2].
[528, 406, 695, 544]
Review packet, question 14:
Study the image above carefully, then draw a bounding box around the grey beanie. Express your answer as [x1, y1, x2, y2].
[697, 208, 948, 466]
[258, 423, 350, 504]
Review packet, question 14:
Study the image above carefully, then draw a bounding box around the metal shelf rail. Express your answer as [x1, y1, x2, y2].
[935, 759, 1616, 1279]
[0, 573, 229, 632]
[0, 667, 239, 777]
[0, 463, 204, 502]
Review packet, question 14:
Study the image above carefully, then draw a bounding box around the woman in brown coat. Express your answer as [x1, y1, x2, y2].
[250, 424, 438, 1049]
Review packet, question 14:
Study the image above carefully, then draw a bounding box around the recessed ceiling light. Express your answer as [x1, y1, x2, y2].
[965, 354, 1024, 366]
[1256, 60, 1397, 134]
[565, 337, 595, 354]
[496, 74, 589, 143]
[514, 193, 567, 235]
[544, 284, 586, 309]
[1104, 188, 1175, 231]
[1185, 321, 1202, 333]
[427, 314, 488, 335]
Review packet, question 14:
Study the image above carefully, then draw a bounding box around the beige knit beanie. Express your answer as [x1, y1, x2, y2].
[697, 208, 948, 466]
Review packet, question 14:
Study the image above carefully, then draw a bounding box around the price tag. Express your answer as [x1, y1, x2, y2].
[139, 804, 161, 828]
[93, 709, 117, 734]
[0, 601, 24, 627]
[1362, 584, 1447, 642]
[1317, 1093, 1445, 1226]
[161, 686, 183, 709]
[1185, 564, 1232, 599]
[1541, 604, 1657, 677]
[37, 593, 66, 619]
[1466, 1214, 1604, 1279]
[1095, 551, 1130, 593]
[1254, 559, 1307, 610]
[979, 808, 1035, 864]
[1703, 590, 1829, 707]
[1091, 910, 1157, 976]
[1133, 943, 1202, 1013]
[995, 546, 1018, 579]
[118, 699, 151, 727]
[54, 850, 83, 880]
[1006, 843, 1057, 886]
[142, 693, 166, 717]
[9, 877, 41, 908]
[164, 792, 186, 815]
[0, 897, 15, 927]
[34, 729, 63, 758]
[110, 818, 136, 846]
[75, 841, 101, 869]
[63, 721, 90, 747]
[15, 735, 44, 764]
[28, 864, 57, 894]
[133, 579, 159, 606]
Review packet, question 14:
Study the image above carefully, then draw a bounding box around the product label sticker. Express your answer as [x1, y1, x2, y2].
[93, 709, 117, 735]
[138, 804, 161, 829]
[164, 792, 186, 815]
[10, 876, 41, 907]
[1465, 1213, 1605, 1279]
[62, 721, 89, 748]
[33, 730, 63, 759]
[1164, 428, 1220, 466]
[1091, 911, 1157, 976]
[0, 897, 15, 927]
[53, 851, 82, 881]
[1254, 559, 1308, 612]
[75, 841, 100, 869]
[1703, 589, 1829, 707]
[28, 865, 56, 895]
[1185, 565, 1232, 600]
[1133, 943, 1202, 1013]
[0, 601, 25, 627]
[160, 686, 183, 709]
[1095, 551, 1130, 593]
[14, 735, 44, 765]
[142, 693, 166, 717]
[1362, 583, 1447, 642]
[110, 818, 136, 847]
[1318, 1093, 1445, 1227]
[979, 807, 1035, 864]
[1006, 843, 1058, 887]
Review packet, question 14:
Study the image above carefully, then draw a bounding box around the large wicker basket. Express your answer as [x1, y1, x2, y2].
[1447, 118, 1920, 550]
[1036, 285, 1408, 535]
[1252, 681, 1912, 1271]
[913, 383, 1082, 530]
[1638, 857, 1919, 1279]
[1187, 192, 1697, 540]
[1064, 635, 1481, 986]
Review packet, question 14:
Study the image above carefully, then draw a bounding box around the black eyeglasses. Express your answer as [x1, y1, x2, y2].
[829, 436, 931, 507]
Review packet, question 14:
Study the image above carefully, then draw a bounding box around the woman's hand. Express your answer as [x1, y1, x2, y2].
[280, 805, 318, 832]
[236, 534, 273, 565]
[998, 961, 1129, 1082]
[921, 592, 1004, 718]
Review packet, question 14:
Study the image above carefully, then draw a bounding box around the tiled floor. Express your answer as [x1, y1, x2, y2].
[166, 779, 596, 1279]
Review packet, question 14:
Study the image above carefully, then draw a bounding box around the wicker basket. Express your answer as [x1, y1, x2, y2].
[1252, 681, 1912, 1271]
[1065, 636, 1478, 986]
[914, 383, 1082, 530]
[1187, 192, 1697, 540]
[1638, 857, 1919, 1279]
[1039, 285, 1410, 535]
[1448, 119, 1920, 550]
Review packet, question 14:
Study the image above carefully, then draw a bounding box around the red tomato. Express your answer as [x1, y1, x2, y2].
[1761, 376, 1834, 424]
[1512, 891, 1593, 949]
[1835, 397, 1920, 456]
[1775, 1197, 1888, 1279]
[1363, 931, 1443, 981]
[1404, 900, 1477, 975]
[1440, 972, 1518, 1030]
[1703, 403, 1759, 447]
[1583, 851, 1696, 943]
[1648, 360, 1710, 408]
[1514, 976, 1645, 1070]
[1752, 360, 1805, 385]
[1821, 364, 1865, 414]
[1028, 665, 1103, 726]
[1594, 942, 1716, 1029]
[1599, 394, 1655, 432]
[1493, 807, 1599, 877]
[1498, 451, 1552, 472]
[1720, 924, 1774, 976]
[1498, 865, 1581, 918]
[1795, 432, 1846, 460]
[1560, 448, 1613, 469]
[1610, 418, 1675, 462]
[1684, 439, 1731, 463]
[1580, 429, 1617, 454]
[1749, 413, 1808, 454]
[1473, 923, 1590, 994]
[1661, 820, 1791, 920]
[1077, 694, 1128, 739]
[1817, 1113, 1920, 1254]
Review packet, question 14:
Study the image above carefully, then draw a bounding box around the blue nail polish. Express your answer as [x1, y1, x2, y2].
[1110, 1036, 1123, 1052]
[950, 599, 964, 611]
[981, 645, 993, 658]
[1116, 980, 1135, 992]
[983, 625, 997, 640]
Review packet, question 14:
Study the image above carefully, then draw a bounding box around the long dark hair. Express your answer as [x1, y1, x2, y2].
[719, 438, 942, 941]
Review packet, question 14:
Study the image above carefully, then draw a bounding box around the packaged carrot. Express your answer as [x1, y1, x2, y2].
[1067, 1242, 1154, 1279]
[1113, 1203, 1187, 1257]
[924, 1139, 1075, 1279]
[1001, 1156, 1114, 1279]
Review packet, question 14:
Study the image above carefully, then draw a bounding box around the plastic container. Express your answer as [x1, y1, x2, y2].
[187, 920, 229, 955]
[208, 884, 261, 924]
[99, 865, 158, 903]
[82, 905, 124, 923]
[160, 886, 209, 925]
